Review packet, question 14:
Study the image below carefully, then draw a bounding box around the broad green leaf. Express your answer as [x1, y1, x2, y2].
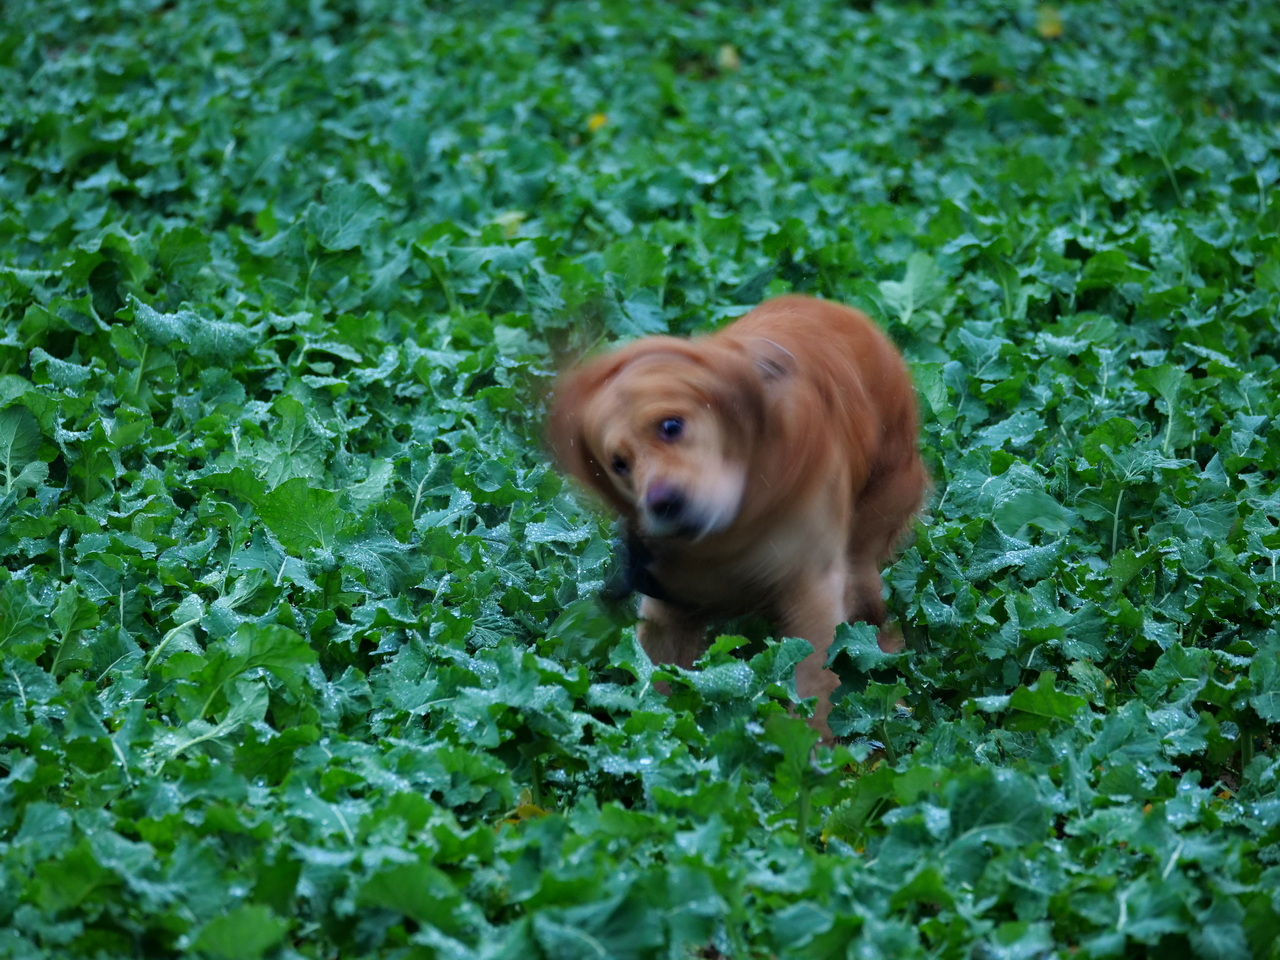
[354, 859, 459, 927]
[878, 252, 947, 326]
[0, 580, 48, 655]
[1081, 417, 1140, 465]
[191, 905, 289, 960]
[258, 394, 331, 487]
[344, 458, 392, 512]
[306, 180, 383, 251]
[1249, 634, 1280, 722]
[946, 767, 1049, 861]
[164, 677, 270, 758]
[1134, 363, 1196, 454]
[531, 888, 666, 960]
[33, 840, 117, 912]
[1007, 672, 1089, 729]
[0, 405, 43, 497]
[1078, 249, 1150, 291]
[224, 623, 319, 699]
[130, 297, 256, 360]
[603, 238, 667, 290]
[829, 621, 899, 673]
[992, 486, 1078, 536]
[258, 477, 343, 551]
[49, 583, 101, 675]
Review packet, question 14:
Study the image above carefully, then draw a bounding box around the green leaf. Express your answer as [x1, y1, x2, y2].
[306, 180, 383, 251]
[1078, 249, 1149, 292]
[992, 486, 1078, 537]
[258, 477, 343, 552]
[1134, 363, 1196, 454]
[224, 623, 319, 699]
[130, 298, 256, 360]
[0, 580, 48, 657]
[605, 285, 668, 337]
[829, 621, 899, 673]
[0, 405, 44, 497]
[344, 458, 392, 513]
[50, 583, 101, 675]
[29, 347, 94, 389]
[603, 238, 668, 290]
[878, 252, 947, 326]
[354, 859, 459, 927]
[1081, 417, 1141, 466]
[946, 766, 1049, 859]
[191, 905, 289, 960]
[531, 887, 666, 960]
[258, 394, 331, 487]
[33, 839, 117, 911]
[164, 677, 270, 759]
[1248, 634, 1280, 722]
[1007, 672, 1089, 730]
[980, 921, 1055, 959]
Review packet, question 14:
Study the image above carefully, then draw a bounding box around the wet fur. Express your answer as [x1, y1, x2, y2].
[547, 295, 926, 741]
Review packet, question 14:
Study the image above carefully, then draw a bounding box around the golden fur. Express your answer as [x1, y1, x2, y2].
[548, 295, 926, 741]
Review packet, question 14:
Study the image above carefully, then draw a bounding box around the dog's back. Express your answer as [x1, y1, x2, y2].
[716, 295, 925, 569]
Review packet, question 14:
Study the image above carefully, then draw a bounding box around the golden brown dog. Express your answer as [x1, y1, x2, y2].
[548, 295, 926, 741]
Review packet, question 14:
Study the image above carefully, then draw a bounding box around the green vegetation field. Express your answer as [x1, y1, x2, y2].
[3, 0, 1280, 956]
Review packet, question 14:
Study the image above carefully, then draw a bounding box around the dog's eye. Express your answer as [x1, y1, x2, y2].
[658, 417, 684, 440]
[610, 454, 630, 475]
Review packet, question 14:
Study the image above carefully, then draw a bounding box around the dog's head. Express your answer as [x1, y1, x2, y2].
[548, 336, 787, 540]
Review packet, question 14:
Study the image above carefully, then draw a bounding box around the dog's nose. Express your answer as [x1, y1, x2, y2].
[645, 485, 686, 522]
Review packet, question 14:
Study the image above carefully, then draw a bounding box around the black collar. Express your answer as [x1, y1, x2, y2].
[601, 525, 681, 606]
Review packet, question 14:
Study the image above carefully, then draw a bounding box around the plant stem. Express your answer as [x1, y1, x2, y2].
[1111, 488, 1124, 556]
[133, 341, 148, 401]
[145, 616, 202, 673]
[1145, 127, 1184, 206]
[797, 779, 811, 842]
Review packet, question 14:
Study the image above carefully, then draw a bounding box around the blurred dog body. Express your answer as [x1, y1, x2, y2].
[548, 295, 926, 740]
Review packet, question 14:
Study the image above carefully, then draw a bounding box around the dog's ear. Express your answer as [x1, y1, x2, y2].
[546, 354, 635, 517]
[749, 338, 796, 382]
[709, 342, 774, 441]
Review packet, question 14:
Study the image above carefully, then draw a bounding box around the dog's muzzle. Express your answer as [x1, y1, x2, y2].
[639, 483, 719, 539]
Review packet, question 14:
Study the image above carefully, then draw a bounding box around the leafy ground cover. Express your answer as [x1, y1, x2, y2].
[3, 0, 1280, 956]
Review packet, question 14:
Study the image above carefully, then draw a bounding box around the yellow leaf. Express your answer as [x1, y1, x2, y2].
[493, 210, 526, 238]
[1036, 5, 1063, 39]
[496, 789, 552, 828]
[511, 788, 550, 821]
[717, 44, 741, 72]
[587, 112, 608, 132]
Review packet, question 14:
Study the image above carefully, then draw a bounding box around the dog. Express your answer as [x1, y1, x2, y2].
[547, 295, 926, 741]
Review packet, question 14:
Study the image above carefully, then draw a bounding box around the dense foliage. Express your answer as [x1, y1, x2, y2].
[2, 0, 1280, 956]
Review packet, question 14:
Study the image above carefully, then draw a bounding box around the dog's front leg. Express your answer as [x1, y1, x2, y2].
[779, 566, 847, 744]
[637, 595, 708, 691]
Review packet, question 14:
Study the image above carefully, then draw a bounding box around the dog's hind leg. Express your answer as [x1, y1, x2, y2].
[844, 558, 887, 628]
[846, 455, 926, 651]
[779, 564, 848, 744]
